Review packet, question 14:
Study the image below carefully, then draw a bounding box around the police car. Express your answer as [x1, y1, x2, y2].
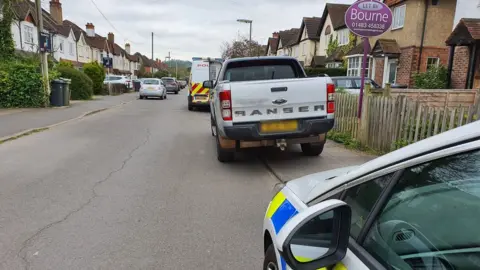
[263, 120, 480, 270]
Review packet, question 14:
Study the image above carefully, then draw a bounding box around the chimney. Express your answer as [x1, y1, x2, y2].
[49, 0, 63, 25]
[108, 32, 114, 43]
[125, 43, 131, 54]
[86, 23, 95, 37]
[272, 32, 279, 39]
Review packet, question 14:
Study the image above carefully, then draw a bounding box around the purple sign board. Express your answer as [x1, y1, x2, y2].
[345, 0, 393, 37]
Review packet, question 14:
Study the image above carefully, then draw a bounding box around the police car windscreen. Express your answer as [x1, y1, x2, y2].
[224, 59, 302, 82]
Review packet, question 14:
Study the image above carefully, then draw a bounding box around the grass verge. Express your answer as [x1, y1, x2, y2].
[327, 131, 381, 156]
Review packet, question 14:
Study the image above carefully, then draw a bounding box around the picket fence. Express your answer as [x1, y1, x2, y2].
[333, 93, 480, 153]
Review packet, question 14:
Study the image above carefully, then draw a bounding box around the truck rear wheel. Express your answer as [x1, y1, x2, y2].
[215, 130, 235, 163]
[301, 142, 324, 156]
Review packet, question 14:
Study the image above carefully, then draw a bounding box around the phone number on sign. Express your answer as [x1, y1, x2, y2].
[351, 22, 386, 30]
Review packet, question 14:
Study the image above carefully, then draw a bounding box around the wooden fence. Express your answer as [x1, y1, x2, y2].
[333, 92, 480, 153]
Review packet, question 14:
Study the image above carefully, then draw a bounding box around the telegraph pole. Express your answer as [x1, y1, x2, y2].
[151, 32, 154, 60]
[35, 0, 49, 93]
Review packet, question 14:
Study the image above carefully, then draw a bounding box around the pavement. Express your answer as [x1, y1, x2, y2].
[0, 93, 137, 139]
[0, 92, 374, 269]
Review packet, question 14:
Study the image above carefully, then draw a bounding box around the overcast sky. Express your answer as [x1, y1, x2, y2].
[44, 0, 355, 61]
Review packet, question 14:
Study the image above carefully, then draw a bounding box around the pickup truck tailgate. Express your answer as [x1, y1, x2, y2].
[230, 78, 328, 123]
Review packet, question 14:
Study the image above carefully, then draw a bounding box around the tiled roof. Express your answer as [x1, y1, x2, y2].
[62, 20, 83, 40]
[317, 4, 350, 36]
[279, 28, 300, 48]
[327, 4, 350, 30]
[11, 1, 58, 33]
[304, 17, 322, 40]
[346, 40, 365, 56]
[446, 18, 480, 45]
[326, 47, 345, 62]
[135, 53, 152, 67]
[89, 35, 107, 50]
[371, 39, 401, 55]
[55, 24, 71, 37]
[462, 18, 480, 39]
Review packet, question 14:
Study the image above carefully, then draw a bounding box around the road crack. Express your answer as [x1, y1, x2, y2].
[16, 128, 151, 270]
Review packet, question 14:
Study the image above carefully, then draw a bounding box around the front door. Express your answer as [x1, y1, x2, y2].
[385, 59, 398, 86]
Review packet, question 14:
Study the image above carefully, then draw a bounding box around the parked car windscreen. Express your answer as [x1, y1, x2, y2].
[142, 79, 160, 85]
[333, 79, 355, 89]
[224, 59, 304, 82]
[354, 79, 381, 88]
[162, 78, 175, 84]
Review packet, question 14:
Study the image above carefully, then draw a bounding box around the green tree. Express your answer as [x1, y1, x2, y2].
[413, 66, 448, 89]
[221, 37, 265, 59]
[326, 35, 339, 57]
[58, 60, 74, 68]
[0, 0, 16, 61]
[153, 69, 169, 78]
[83, 61, 105, 95]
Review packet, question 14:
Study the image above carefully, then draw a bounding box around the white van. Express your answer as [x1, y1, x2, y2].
[188, 57, 223, 111]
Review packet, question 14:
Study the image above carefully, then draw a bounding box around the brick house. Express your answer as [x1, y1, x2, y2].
[445, 0, 480, 89]
[317, 4, 351, 68]
[265, 32, 279, 56]
[365, 0, 456, 87]
[290, 17, 322, 67]
[276, 28, 300, 57]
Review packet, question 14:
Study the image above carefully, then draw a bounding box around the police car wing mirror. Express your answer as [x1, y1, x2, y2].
[203, 80, 214, 89]
[276, 199, 351, 270]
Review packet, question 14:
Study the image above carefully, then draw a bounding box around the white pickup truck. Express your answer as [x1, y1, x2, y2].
[203, 56, 335, 162]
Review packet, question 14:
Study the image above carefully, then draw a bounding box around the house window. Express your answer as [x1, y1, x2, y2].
[347, 56, 371, 78]
[85, 47, 89, 58]
[69, 42, 74, 55]
[59, 40, 64, 52]
[387, 59, 398, 84]
[23, 25, 34, 43]
[427, 57, 439, 70]
[392, 5, 406, 30]
[325, 34, 330, 49]
[337, 29, 349, 46]
[302, 43, 306, 56]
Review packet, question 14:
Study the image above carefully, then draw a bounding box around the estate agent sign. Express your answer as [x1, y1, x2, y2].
[345, 0, 393, 118]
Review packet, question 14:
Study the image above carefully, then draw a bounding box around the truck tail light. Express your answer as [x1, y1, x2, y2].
[219, 90, 232, 121]
[327, 83, 335, 114]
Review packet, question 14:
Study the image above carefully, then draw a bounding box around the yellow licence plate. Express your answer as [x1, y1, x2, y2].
[260, 120, 298, 133]
[147, 87, 154, 90]
[194, 96, 208, 101]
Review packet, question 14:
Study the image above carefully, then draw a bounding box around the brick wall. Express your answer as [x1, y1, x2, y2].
[451, 46, 469, 89]
[397, 47, 416, 87]
[418, 47, 450, 73]
[374, 58, 384, 85]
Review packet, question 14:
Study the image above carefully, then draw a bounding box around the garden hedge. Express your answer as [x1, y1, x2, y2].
[57, 66, 93, 100]
[0, 62, 47, 108]
[83, 61, 105, 95]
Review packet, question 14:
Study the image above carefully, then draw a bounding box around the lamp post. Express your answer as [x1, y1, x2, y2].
[236, 19, 252, 43]
[237, 19, 253, 56]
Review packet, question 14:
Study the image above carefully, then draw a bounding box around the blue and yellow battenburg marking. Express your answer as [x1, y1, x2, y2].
[266, 191, 298, 234]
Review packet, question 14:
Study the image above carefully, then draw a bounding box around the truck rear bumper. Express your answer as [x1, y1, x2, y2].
[223, 118, 334, 141]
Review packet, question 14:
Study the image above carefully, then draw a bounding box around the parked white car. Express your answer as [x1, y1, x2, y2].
[104, 75, 132, 89]
[139, 78, 167, 100]
[263, 120, 480, 270]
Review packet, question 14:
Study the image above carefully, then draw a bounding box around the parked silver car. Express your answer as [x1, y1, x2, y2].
[139, 79, 167, 100]
[161, 77, 179, 94]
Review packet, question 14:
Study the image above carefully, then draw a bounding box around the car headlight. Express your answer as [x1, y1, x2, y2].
[272, 182, 285, 200]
